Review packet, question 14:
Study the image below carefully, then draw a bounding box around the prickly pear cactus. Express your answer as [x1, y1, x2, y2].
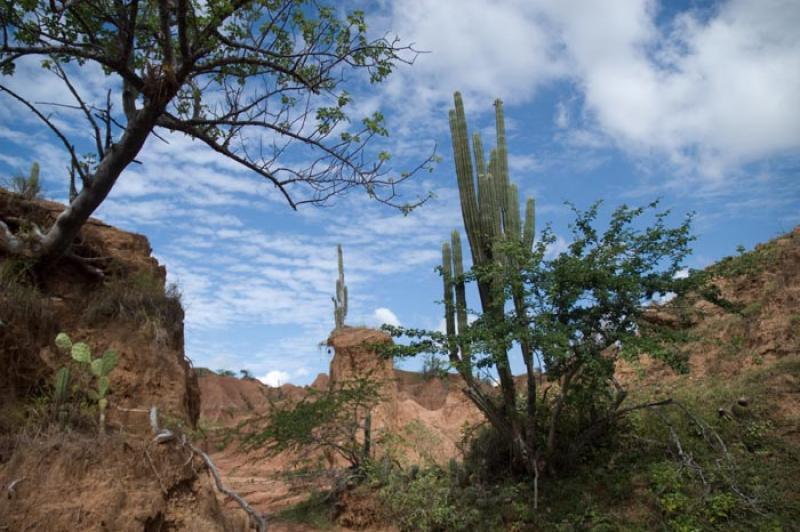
[54, 332, 118, 433]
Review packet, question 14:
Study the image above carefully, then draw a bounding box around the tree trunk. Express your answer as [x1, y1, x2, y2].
[38, 104, 164, 259]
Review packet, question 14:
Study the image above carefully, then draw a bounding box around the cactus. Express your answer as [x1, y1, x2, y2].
[53, 367, 71, 405]
[442, 92, 535, 322]
[442, 92, 536, 419]
[8, 161, 42, 199]
[332, 244, 348, 330]
[54, 332, 118, 433]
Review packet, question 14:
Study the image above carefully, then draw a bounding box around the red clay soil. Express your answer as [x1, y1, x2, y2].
[1, 191, 247, 531]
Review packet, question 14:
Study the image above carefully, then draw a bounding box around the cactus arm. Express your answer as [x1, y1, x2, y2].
[451, 231, 471, 371]
[333, 244, 348, 330]
[506, 183, 521, 243]
[472, 132, 486, 178]
[478, 173, 500, 249]
[29, 162, 40, 190]
[523, 198, 536, 251]
[494, 99, 510, 219]
[442, 242, 459, 364]
[449, 94, 484, 267]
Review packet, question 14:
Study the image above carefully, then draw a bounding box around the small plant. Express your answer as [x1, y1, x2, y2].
[2, 162, 42, 200]
[55, 332, 118, 433]
[52, 366, 71, 422]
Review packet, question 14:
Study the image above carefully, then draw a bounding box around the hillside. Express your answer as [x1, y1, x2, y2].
[0, 190, 251, 531]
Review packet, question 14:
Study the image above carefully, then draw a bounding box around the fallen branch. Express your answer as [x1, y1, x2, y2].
[148, 406, 267, 531]
[187, 441, 268, 532]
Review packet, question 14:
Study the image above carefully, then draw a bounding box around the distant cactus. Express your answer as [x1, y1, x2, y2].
[332, 244, 348, 330]
[55, 332, 118, 433]
[6, 161, 42, 200]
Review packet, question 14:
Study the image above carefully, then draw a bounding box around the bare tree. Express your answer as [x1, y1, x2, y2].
[0, 1, 433, 263]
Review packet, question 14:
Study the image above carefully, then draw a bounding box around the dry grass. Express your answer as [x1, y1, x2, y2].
[0, 258, 57, 401]
[82, 272, 184, 345]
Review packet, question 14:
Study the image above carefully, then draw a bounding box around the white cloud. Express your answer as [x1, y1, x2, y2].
[373, 307, 401, 327]
[548, 0, 800, 177]
[259, 370, 290, 387]
[383, 0, 800, 179]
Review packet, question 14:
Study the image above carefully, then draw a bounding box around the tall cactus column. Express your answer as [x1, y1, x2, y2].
[443, 91, 538, 473]
[333, 244, 348, 330]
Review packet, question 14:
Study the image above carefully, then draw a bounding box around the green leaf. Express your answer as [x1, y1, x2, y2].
[98, 376, 109, 397]
[87, 389, 99, 401]
[101, 350, 118, 375]
[98, 398, 108, 410]
[55, 333, 72, 351]
[90, 358, 104, 377]
[71, 342, 91, 363]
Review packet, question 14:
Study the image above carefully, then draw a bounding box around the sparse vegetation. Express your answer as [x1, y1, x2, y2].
[710, 242, 777, 279]
[83, 272, 183, 344]
[1, 162, 42, 200]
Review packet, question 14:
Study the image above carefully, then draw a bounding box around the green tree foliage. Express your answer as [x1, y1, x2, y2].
[0, 1, 433, 261]
[239, 376, 381, 471]
[386, 92, 702, 484]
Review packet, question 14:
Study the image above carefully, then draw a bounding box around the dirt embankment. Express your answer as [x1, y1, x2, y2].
[618, 227, 800, 444]
[0, 190, 250, 531]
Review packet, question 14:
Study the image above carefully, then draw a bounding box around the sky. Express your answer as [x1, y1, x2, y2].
[1, 0, 798, 386]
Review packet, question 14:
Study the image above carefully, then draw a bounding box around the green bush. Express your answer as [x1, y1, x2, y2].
[378, 466, 475, 531]
[462, 424, 516, 483]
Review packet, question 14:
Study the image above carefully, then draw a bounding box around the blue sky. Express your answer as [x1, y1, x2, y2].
[1, 0, 798, 386]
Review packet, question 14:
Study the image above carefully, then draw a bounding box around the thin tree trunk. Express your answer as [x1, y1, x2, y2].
[39, 103, 164, 259]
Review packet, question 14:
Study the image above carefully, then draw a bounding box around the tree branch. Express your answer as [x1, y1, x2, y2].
[157, 113, 297, 208]
[0, 82, 89, 186]
[53, 62, 104, 160]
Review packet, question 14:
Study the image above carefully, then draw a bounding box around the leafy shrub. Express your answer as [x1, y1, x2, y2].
[378, 466, 475, 531]
[462, 424, 516, 483]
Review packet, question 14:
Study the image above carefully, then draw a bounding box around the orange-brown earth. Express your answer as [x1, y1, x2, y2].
[617, 227, 800, 437]
[0, 190, 250, 531]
